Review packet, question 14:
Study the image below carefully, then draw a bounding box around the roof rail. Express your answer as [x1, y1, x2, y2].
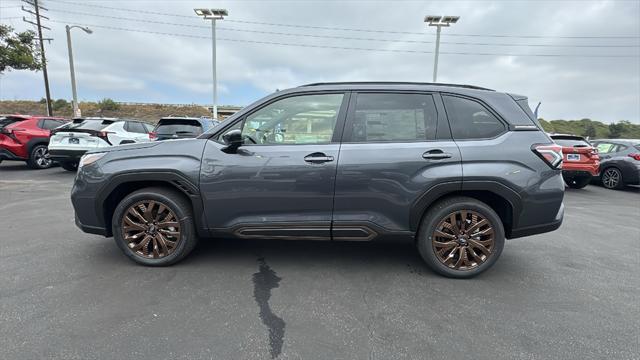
[299, 81, 494, 91]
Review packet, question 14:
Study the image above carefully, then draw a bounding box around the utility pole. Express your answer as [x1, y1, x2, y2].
[66, 25, 92, 118]
[424, 15, 460, 83]
[194, 8, 228, 120]
[23, 0, 53, 115]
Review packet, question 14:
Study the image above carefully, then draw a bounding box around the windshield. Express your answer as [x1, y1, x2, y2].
[155, 120, 203, 135]
[67, 120, 116, 131]
[0, 116, 25, 129]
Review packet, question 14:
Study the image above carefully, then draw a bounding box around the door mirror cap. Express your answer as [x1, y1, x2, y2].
[222, 129, 243, 152]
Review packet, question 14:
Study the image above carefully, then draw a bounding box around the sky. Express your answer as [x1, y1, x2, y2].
[0, 0, 639, 123]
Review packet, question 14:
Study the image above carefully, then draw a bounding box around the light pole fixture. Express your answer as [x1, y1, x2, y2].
[65, 25, 92, 118]
[194, 8, 228, 120]
[425, 15, 459, 82]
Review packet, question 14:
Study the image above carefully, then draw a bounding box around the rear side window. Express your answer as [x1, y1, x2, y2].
[350, 93, 438, 142]
[155, 120, 203, 136]
[127, 121, 148, 134]
[443, 95, 505, 140]
[596, 142, 616, 153]
[42, 119, 64, 130]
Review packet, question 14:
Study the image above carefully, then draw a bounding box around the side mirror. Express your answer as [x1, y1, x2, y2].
[222, 129, 243, 153]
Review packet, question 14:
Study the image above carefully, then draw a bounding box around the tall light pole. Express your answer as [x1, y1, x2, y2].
[194, 8, 228, 120]
[65, 25, 92, 118]
[424, 15, 459, 82]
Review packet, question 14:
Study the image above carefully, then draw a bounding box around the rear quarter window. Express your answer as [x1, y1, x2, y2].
[552, 137, 590, 147]
[442, 95, 505, 140]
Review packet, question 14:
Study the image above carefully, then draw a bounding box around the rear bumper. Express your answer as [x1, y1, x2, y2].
[561, 163, 599, 176]
[49, 149, 87, 162]
[75, 213, 108, 236]
[562, 170, 597, 178]
[509, 202, 564, 239]
[0, 148, 25, 161]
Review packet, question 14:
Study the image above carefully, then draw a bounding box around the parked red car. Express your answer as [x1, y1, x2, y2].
[0, 115, 68, 169]
[550, 134, 600, 189]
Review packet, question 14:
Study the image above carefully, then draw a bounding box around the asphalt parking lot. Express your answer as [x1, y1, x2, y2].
[1, 161, 638, 360]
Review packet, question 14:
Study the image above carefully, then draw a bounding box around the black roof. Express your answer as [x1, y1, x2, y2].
[300, 81, 494, 91]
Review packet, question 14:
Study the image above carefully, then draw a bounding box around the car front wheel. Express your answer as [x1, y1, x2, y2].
[417, 196, 505, 278]
[112, 187, 198, 266]
[601, 167, 624, 190]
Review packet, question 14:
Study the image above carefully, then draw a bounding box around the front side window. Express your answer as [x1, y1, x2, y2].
[350, 93, 438, 142]
[240, 93, 344, 145]
[443, 95, 505, 140]
[127, 122, 148, 134]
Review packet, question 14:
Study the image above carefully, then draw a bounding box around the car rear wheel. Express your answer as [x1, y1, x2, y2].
[564, 175, 591, 189]
[417, 196, 505, 278]
[112, 187, 198, 266]
[601, 167, 624, 190]
[27, 144, 53, 169]
[60, 161, 78, 172]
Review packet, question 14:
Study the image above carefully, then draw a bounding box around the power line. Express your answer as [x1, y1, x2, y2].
[45, 8, 640, 49]
[47, 0, 640, 40]
[45, 19, 640, 58]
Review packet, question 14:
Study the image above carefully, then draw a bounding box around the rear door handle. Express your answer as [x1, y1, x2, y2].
[304, 152, 334, 164]
[422, 149, 452, 160]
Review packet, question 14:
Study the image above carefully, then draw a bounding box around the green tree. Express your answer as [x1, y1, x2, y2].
[584, 124, 596, 138]
[52, 99, 69, 111]
[98, 98, 120, 111]
[0, 25, 42, 74]
[608, 122, 624, 138]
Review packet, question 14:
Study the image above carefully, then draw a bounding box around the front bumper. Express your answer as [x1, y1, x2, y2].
[509, 202, 564, 239]
[49, 149, 87, 162]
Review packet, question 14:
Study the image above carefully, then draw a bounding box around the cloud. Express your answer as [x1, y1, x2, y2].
[0, 0, 638, 122]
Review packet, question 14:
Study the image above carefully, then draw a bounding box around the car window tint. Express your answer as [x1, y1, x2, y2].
[43, 119, 63, 130]
[155, 120, 203, 135]
[127, 121, 148, 134]
[443, 95, 505, 140]
[241, 93, 344, 145]
[68, 120, 115, 131]
[350, 93, 437, 142]
[596, 143, 615, 153]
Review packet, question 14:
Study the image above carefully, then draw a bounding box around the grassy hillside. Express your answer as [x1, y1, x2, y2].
[539, 118, 640, 139]
[0, 100, 240, 124]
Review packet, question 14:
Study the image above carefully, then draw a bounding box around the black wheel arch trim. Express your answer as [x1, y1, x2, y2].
[409, 180, 522, 234]
[95, 171, 208, 238]
[26, 137, 49, 157]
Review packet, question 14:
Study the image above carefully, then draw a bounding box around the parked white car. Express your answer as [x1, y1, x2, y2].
[49, 117, 153, 171]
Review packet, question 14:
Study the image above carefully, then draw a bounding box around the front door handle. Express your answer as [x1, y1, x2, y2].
[422, 149, 452, 160]
[304, 152, 334, 164]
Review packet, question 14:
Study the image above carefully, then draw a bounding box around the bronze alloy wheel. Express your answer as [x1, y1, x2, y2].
[121, 200, 181, 259]
[432, 210, 495, 271]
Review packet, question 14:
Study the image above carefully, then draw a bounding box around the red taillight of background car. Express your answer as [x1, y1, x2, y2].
[628, 153, 640, 161]
[95, 131, 113, 145]
[149, 132, 157, 140]
[532, 143, 563, 169]
[0, 127, 24, 142]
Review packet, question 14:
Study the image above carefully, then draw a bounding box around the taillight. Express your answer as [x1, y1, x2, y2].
[0, 127, 23, 142]
[532, 143, 563, 169]
[149, 132, 157, 140]
[95, 131, 113, 145]
[590, 148, 599, 160]
[628, 153, 640, 161]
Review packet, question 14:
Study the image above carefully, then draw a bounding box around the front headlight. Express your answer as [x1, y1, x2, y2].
[78, 152, 106, 169]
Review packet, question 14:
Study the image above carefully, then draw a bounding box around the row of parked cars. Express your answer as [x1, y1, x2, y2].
[550, 134, 640, 189]
[1, 113, 636, 190]
[0, 115, 219, 171]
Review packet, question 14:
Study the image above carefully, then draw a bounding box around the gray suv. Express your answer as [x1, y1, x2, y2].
[71, 82, 565, 278]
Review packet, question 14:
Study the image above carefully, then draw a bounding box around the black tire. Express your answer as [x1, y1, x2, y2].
[26, 144, 53, 169]
[416, 196, 505, 279]
[112, 187, 198, 266]
[60, 161, 79, 172]
[601, 167, 624, 190]
[564, 175, 591, 189]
